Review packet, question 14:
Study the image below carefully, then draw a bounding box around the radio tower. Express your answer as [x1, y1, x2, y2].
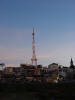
[31, 28, 37, 66]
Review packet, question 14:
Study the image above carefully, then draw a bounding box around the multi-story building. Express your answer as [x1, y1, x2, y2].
[48, 63, 59, 71]
[3, 67, 13, 74]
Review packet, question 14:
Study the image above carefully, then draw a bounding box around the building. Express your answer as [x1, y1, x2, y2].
[20, 63, 35, 77]
[3, 67, 13, 74]
[48, 63, 59, 70]
[58, 66, 69, 81]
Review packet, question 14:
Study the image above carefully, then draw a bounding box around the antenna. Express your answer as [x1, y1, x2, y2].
[31, 28, 37, 66]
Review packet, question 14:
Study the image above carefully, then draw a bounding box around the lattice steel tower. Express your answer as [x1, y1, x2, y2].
[31, 28, 37, 66]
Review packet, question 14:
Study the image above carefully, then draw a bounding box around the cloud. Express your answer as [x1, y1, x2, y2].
[0, 44, 75, 66]
[0, 28, 75, 66]
[68, 32, 75, 35]
[0, 45, 32, 62]
[37, 54, 52, 59]
[37, 44, 75, 66]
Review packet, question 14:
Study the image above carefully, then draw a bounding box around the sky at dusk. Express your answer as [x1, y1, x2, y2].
[0, 0, 75, 67]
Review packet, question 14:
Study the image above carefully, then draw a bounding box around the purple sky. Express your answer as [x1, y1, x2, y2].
[0, 0, 75, 67]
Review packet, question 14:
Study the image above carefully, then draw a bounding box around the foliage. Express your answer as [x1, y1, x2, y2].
[0, 82, 75, 100]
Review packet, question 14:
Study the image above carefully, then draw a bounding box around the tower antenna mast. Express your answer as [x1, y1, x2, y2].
[31, 28, 37, 66]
